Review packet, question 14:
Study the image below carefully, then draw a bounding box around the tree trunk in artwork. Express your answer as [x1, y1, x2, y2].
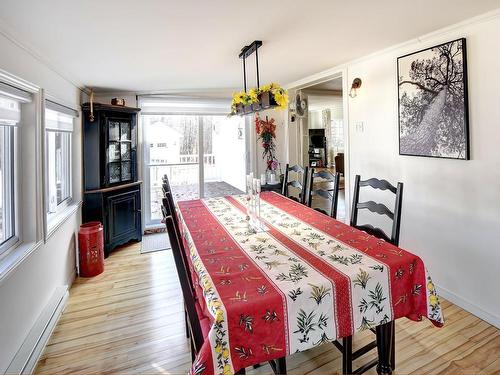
[400, 87, 448, 155]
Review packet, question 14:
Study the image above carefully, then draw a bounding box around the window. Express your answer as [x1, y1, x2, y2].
[0, 92, 21, 255]
[45, 101, 77, 226]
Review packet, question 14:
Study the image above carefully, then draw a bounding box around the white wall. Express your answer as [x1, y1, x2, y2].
[0, 31, 81, 372]
[252, 109, 287, 178]
[345, 14, 500, 326]
[212, 117, 246, 191]
[308, 110, 323, 129]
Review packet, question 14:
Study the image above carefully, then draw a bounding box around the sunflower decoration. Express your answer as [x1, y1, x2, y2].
[230, 83, 288, 115]
[259, 82, 289, 110]
[273, 87, 289, 110]
[230, 90, 259, 115]
[248, 87, 260, 103]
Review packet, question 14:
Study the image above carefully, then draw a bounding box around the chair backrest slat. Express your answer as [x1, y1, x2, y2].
[282, 163, 309, 204]
[350, 175, 403, 246]
[356, 201, 394, 219]
[359, 177, 397, 193]
[307, 168, 340, 219]
[311, 189, 332, 201]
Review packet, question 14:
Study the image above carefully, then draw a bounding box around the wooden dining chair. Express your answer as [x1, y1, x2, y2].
[350, 175, 403, 246]
[163, 192, 182, 239]
[306, 169, 341, 218]
[162, 174, 172, 196]
[333, 175, 403, 374]
[164, 215, 209, 360]
[281, 164, 309, 204]
[162, 194, 198, 338]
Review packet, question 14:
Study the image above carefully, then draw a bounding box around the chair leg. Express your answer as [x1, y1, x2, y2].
[342, 336, 353, 375]
[190, 337, 196, 363]
[276, 357, 287, 375]
[235, 368, 246, 374]
[390, 321, 395, 371]
[184, 308, 190, 339]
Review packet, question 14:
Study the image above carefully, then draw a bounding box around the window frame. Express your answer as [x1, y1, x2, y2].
[45, 129, 73, 220]
[0, 124, 19, 257]
[0, 77, 35, 270]
[43, 98, 78, 239]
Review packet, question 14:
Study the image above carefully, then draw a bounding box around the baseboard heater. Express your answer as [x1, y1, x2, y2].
[6, 286, 68, 375]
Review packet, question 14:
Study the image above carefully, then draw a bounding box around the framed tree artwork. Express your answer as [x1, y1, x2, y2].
[397, 38, 469, 159]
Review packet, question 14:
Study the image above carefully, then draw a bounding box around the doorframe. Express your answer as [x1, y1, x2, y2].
[285, 67, 351, 222]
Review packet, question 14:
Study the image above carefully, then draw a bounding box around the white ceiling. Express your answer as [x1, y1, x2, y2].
[308, 95, 341, 111]
[307, 78, 343, 92]
[0, 0, 498, 93]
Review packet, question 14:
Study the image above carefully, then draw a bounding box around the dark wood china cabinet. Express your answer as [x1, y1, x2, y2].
[82, 102, 142, 256]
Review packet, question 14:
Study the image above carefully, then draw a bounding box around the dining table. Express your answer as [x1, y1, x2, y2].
[177, 191, 444, 375]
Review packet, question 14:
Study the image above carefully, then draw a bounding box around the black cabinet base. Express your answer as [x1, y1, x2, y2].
[83, 184, 142, 257]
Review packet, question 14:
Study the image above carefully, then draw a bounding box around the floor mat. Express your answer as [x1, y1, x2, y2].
[140, 232, 171, 254]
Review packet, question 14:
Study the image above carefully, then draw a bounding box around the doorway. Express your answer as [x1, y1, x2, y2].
[288, 75, 349, 222]
[141, 113, 246, 228]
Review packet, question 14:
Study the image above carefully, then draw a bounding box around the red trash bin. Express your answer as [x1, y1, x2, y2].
[78, 221, 105, 277]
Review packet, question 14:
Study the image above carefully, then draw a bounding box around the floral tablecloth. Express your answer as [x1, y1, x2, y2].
[177, 192, 444, 375]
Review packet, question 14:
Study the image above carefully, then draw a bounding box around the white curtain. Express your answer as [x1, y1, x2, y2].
[0, 82, 32, 125]
[138, 95, 231, 116]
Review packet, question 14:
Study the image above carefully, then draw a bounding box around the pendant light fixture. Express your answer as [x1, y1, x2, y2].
[230, 41, 288, 116]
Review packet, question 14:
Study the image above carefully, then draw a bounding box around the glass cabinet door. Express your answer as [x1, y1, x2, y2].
[106, 119, 134, 185]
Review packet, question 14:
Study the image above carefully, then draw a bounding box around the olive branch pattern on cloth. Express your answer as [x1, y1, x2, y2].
[203, 196, 337, 353]
[234, 195, 394, 333]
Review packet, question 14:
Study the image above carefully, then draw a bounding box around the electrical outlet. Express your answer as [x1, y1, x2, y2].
[355, 121, 365, 132]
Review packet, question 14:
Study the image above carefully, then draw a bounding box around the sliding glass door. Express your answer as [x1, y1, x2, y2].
[142, 113, 246, 227]
[202, 115, 246, 197]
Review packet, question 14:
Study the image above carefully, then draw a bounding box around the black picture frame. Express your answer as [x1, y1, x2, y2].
[397, 38, 470, 160]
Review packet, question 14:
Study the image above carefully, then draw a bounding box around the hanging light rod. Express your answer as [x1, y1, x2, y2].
[238, 40, 262, 59]
[239, 40, 263, 92]
[230, 40, 288, 116]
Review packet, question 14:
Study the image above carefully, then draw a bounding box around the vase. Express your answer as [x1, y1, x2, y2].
[235, 104, 244, 115]
[266, 170, 278, 185]
[260, 91, 278, 109]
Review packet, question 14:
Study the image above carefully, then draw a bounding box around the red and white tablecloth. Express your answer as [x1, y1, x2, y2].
[177, 192, 444, 375]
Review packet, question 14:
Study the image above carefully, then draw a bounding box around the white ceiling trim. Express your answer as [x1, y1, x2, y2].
[0, 16, 85, 92]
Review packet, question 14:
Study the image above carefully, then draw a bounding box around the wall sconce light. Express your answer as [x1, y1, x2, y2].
[349, 78, 362, 98]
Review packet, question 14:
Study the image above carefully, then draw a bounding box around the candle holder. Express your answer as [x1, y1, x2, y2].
[246, 176, 268, 233]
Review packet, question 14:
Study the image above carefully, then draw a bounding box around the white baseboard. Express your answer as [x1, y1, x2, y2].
[437, 283, 499, 329]
[6, 286, 69, 375]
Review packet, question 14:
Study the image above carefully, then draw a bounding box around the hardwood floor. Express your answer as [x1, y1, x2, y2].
[35, 242, 499, 375]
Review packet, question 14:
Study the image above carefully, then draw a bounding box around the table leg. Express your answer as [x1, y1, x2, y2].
[342, 336, 353, 375]
[376, 322, 393, 375]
